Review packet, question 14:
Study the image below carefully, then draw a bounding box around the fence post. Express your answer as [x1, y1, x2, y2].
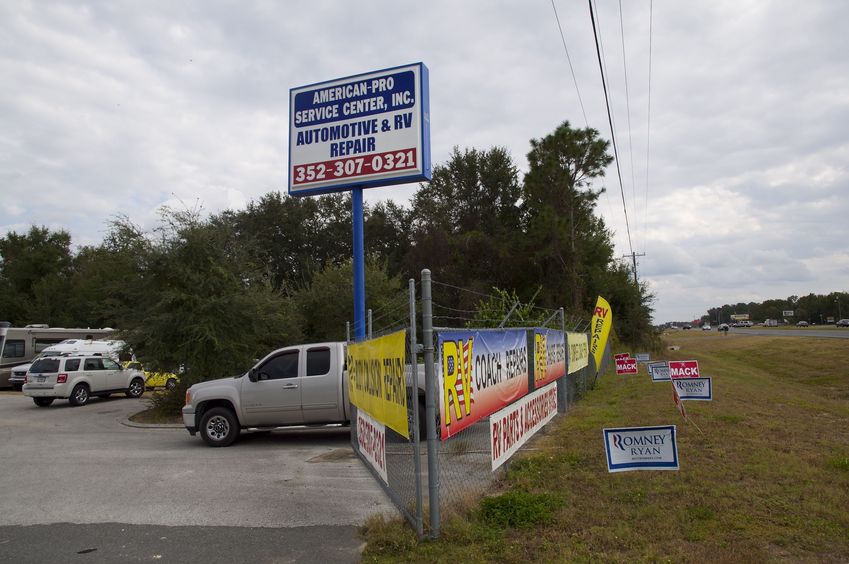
[409, 278, 424, 539]
[368, 309, 373, 339]
[346, 321, 350, 343]
[421, 269, 440, 539]
[557, 307, 568, 413]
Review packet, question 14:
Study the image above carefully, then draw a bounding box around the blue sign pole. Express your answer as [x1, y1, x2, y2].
[352, 188, 366, 341]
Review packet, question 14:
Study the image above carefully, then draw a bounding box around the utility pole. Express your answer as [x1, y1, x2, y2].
[622, 251, 646, 284]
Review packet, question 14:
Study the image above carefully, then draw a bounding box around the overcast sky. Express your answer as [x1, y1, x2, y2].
[2, 1, 847, 323]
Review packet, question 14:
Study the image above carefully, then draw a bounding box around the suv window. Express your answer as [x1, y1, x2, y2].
[64, 358, 81, 371]
[3, 339, 25, 358]
[84, 358, 105, 370]
[30, 358, 60, 373]
[306, 347, 331, 376]
[258, 351, 299, 381]
[102, 358, 121, 370]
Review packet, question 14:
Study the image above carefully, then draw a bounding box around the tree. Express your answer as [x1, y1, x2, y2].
[0, 226, 74, 325]
[521, 121, 614, 311]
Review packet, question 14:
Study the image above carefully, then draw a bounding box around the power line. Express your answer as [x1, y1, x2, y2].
[618, 0, 639, 253]
[550, 0, 589, 127]
[644, 0, 654, 258]
[588, 0, 635, 265]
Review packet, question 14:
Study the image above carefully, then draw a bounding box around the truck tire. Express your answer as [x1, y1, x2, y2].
[200, 407, 240, 447]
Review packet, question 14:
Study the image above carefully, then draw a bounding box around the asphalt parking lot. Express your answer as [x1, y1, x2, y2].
[0, 392, 394, 562]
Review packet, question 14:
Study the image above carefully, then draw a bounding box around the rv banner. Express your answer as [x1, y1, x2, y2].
[567, 332, 589, 374]
[438, 329, 529, 440]
[603, 425, 679, 472]
[533, 329, 566, 388]
[347, 329, 409, 437]
[589, 296, 613, 372]
[490, 381, 558, 471]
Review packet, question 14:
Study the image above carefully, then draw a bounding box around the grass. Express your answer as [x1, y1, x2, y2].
[361, 331, 849, 562]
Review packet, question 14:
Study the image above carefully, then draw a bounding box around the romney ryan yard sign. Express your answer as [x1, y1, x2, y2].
[289, 63, 431, 196]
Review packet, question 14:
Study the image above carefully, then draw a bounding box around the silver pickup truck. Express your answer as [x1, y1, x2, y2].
[183, 342, 351, 447]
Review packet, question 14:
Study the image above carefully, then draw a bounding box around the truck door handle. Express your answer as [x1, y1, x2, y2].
[281, 383, 299, 390]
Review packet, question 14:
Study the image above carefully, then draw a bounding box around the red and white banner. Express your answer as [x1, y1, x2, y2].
[668, 360, 700, 378]
[615, 355, 638, 375]
[490, 381, 559, 471]
[356, 409, 387, 483]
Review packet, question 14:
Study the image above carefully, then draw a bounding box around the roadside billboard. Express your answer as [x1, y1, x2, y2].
[533, 329, 566, 388]
[346, 329, 408, 437]
[289, 63, 431, 196]
[438, 329, 529, 440]
[782, 310, 794, 317]
[730, 313, 750, 321]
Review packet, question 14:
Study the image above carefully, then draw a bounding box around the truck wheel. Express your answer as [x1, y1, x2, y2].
[200, 407, 240, 447]
[69, 384, 90, 406]
[126, 378, 145, 398]
[33, 397, 54, 407]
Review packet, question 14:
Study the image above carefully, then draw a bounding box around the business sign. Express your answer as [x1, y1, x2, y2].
[635, 353, 650, 363]
[782, 310, 794, 317]
[730, 313, 750, 321]
[615, 355, 638, 375]
[490, 381, 558, 471]
[356, 409, 388, 483]
[346, 329, 409, 437]
[673, 377, 713, 400]
[589, 296, 613, 371]
[566, 332, 589, 374]
[603, 425, 679, 472]
[438, 329, 529, 440]
[289, 63, 431, 196]
[533, 329, 566, 388]
[647, 361, 671, 382]
[668, 360, 701, 379]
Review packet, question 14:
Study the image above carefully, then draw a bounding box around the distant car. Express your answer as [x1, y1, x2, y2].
[836, 319, 849, 327]
[123, 361, 179, 391]
[796, 321, 809, 327]
[718, 323, 730, 332]
[702, 324, 711, 331]
[682, 325, 692, 330]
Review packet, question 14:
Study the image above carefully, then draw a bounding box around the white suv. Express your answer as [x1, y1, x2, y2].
[22, 355, 145, 407]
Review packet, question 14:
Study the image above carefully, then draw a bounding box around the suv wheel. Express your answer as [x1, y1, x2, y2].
[126, 378, 145, 398]
[69, 384, 90, 407]
[200, 407, 240, 447]
[33, 397, 54, 407]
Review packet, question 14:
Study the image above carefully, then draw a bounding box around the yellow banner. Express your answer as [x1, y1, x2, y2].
[567, 332, 589, 374]
[589, 296, 613, 371]
[346, 329, 409, 438]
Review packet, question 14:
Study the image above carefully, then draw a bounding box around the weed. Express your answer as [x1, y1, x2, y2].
[479, 491, 562, 529]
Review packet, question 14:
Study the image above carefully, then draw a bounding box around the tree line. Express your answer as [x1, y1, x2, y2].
[0, 121, 657, 389]
[705, 292, 849, 325]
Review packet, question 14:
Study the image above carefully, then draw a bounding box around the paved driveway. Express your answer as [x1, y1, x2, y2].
[0, 393, 394, 562]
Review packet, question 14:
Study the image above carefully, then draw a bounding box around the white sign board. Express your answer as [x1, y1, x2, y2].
[782, 310, 794, 317]
[647, 361, 670, 382]
[603, 425, 679, 472]
[566, 332, 589, 374]
[490, 381, 558, 471]
[289, 63, 431, 196]
[356, 409, 388, 484]
[672, 377, 713, 400]
[635, 353, 650, 363]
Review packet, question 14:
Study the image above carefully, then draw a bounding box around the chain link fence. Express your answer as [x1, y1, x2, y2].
[349, 271, 614, 539]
